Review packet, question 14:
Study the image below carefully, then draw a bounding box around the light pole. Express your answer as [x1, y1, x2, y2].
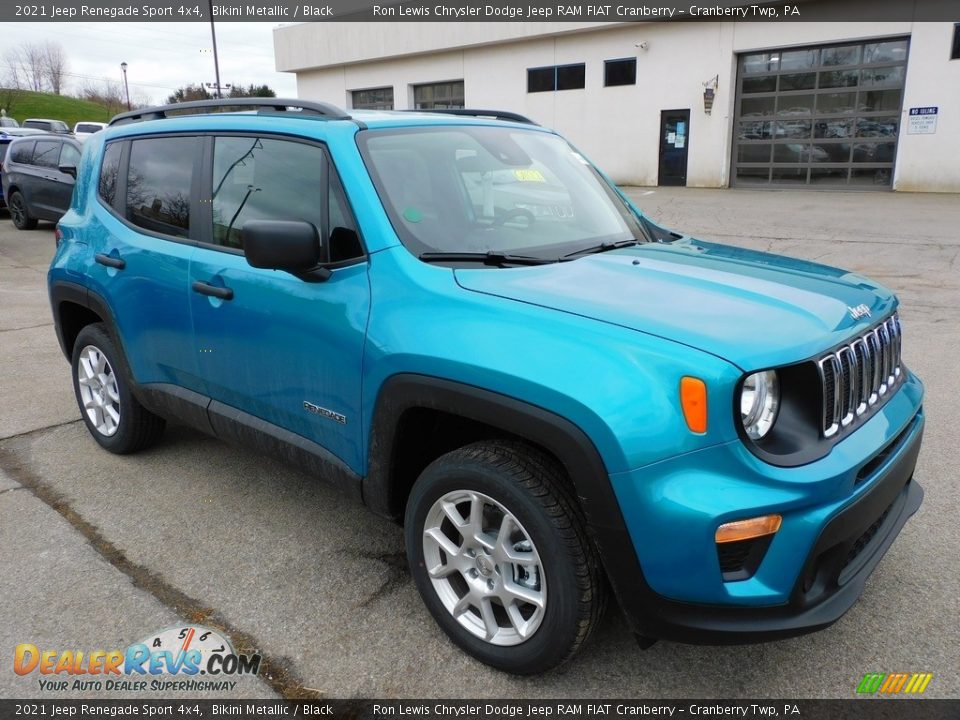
[120, 62, 130, 110]
[207, 0, 222, 98]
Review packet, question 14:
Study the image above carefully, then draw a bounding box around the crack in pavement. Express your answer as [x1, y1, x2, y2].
[0, 322, 55, 334]
[0, 418, 83, 443]
[0, 443, 324, 700]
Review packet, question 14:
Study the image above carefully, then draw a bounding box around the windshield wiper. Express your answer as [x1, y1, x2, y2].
[561, 238, 643, 260]
[418, 251, 554, 267]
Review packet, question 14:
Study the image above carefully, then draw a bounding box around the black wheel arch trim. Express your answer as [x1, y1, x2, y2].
[363, 373, 651, 631]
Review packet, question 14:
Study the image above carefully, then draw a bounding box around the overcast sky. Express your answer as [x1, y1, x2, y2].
[3, 23, 299, 104]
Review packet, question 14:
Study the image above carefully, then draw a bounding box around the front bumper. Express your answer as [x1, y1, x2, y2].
[604, 372, 924, 643]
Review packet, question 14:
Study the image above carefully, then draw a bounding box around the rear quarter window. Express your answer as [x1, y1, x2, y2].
[98, 142, 122, 206]
[10, 141, 34, 164]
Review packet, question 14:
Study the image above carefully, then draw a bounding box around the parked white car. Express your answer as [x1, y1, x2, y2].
[73, 121, 107, 141]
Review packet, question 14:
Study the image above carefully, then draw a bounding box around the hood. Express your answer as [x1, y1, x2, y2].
[454, 239, 897, 370]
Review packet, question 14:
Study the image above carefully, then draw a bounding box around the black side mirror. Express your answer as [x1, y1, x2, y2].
[242, 220, 329, 281]
[59, 164, 77, 179]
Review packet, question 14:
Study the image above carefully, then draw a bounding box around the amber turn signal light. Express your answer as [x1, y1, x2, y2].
[715, 514, 783, 544]
[680, 376, 707, 433]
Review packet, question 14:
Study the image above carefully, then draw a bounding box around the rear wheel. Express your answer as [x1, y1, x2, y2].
[8, 191, 37, 230]
[71, 323, 165, 454]
[405, 440, 605, 674]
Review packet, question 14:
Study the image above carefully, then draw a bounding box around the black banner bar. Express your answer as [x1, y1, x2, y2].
[0, 700, 957, 720]
[3, 0, 959, 22]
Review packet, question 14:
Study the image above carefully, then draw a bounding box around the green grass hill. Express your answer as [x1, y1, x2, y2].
[1, 89, 114, 130]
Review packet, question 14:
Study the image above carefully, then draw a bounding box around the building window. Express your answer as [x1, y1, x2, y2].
[527, 67, 556, 93]
[604, 58, 637, 87]
[352, 87, 394, 110]
[413, 81, 464, 109]
[952, 23, 960, 60]
[527, 63, 586, 93]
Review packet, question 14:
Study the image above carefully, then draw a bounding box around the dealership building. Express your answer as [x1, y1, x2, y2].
[274, 20, 960, 192]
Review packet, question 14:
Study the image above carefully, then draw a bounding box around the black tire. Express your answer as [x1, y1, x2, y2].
[405, 440, 606, 674]
[71, 323, 165, 454]
[8, 191, 38, 230]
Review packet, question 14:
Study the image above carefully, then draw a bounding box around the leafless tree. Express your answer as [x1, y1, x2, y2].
[43, 42, 68, 95]
[78, 79, 126, 116]
[6, 43, 47, 92]
[1, 63, 22, 116]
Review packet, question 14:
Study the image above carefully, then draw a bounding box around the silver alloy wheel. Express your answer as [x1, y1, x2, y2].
[76, 344, 121, 437]
[422, 490, 546, 646]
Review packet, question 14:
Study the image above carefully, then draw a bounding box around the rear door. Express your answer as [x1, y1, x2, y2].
[88, 136, 200, 391]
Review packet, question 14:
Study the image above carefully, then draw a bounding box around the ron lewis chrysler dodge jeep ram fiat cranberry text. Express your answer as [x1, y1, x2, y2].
[48, 99, 924, 674]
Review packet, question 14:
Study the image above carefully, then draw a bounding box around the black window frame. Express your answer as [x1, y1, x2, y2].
[196, 132, 367, 268]
[351, 86, 394, 110]
[95, 134, 203, 247]
[604, 58, 637, 87]
[527, 63, 586, 93]
[412, 80, 465, 110]
[527, 67, 556, 93]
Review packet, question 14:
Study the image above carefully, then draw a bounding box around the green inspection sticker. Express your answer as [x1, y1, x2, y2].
[403, 207, 423, 223]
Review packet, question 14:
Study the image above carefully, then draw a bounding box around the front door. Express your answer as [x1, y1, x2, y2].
[188, 133, 370, 472]
[658, 110, 690, 186]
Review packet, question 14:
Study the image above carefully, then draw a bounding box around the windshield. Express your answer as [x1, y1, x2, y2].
[358, 126, 644, 260]
[76, 124, 103, 133]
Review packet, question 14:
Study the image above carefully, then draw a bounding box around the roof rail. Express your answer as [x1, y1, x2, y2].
[404, 109, 539, 125]
[108, 98, 353, 127]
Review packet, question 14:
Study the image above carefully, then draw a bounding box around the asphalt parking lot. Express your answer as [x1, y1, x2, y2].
[1, 186, 958, 700]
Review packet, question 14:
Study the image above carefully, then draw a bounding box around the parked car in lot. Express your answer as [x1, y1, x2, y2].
[22, 118, 71, 134]
[49, 99, 924, 674]
[73, 121, 107, 141]
[0, 128, 46, 208]
[2, 133, 81, 228]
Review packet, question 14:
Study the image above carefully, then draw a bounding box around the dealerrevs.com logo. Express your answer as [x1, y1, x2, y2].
[14, 625, 262, 693]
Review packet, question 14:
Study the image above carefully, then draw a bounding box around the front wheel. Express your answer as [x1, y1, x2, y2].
[405, 441, 606, 674]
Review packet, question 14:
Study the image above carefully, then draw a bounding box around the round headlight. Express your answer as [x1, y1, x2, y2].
[740, 370, 780, 440]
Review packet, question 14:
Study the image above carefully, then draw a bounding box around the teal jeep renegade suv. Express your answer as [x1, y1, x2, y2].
[48, 99, 924, 674]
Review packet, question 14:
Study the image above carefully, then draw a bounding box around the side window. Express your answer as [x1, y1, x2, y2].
[126, 136, 195, 238]
[98, 143, 122, 206]
[10, 141, 34, 164]
[328, 170, 363, 262]
[59, 143, 81, 169]
[33, 141, 61, 169]
[211, 136, 325, 249]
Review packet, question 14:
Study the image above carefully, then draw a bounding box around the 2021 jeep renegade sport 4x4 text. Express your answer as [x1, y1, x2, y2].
[48, 99, 924, 674]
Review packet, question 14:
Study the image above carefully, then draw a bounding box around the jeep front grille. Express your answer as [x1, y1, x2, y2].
[817, 314, 902, 438]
